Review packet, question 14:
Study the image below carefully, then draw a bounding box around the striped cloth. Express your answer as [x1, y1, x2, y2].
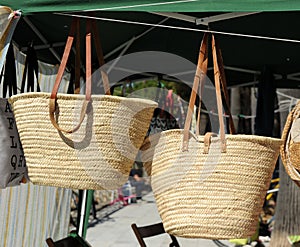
[0, 6, 72, 247]
[0, 184, 72, 247]
[13, 46, 71, 94]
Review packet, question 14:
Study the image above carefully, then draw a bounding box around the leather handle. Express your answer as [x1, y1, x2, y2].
[215, 39, 235, 134]
[203, 132, 218, 153]
[212, 35, 226, 152]
[50, 18, 78, 100]
[74, 18, 81, 94]
[182, 33, 208, 151]
[182, 33, 226, 152]
[91, 19, 111, 95]
[67, 19, 81, 94]
[49, 17, 92, 134]
[195, 38, 235, 136]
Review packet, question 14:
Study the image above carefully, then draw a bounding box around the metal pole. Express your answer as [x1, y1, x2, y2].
[78, 190, 87, 237]
[23, 16, 61, 63]
[82, 190, 94, 239]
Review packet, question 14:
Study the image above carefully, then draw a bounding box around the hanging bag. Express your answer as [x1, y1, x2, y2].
[9, 18, 157, 190]
[150, 33, 282, 239]
[280, 100, 300, 186]
[147, 83, 179, 136]
[0, 43, 28, 188]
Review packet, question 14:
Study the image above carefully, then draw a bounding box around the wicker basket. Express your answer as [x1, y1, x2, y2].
[150, 34, 282, 239]
[151, 131, 281, 239]
[9, 93, 156, 190]
[8, 18, 157, 190]
[281, 100, 300, 185]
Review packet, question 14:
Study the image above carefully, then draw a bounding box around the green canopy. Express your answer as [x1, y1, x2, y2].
[3, 0, 300, 14]
[2, 1, 300, 244]
[2, 2, 300, 88]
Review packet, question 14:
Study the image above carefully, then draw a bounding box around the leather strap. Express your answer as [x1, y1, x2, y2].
[195, 74, 206, 136]
[67, 18, 81, 94]
[203, 132, 217, 154]
[212, 35, 226, 152]
[182, 33, 226, 152]
[182, 33, 208, 151]
[49, 17, 90, 134]
[85, 19, 92, 102]
[215, 38, 235, 134]
[91, 19, 111, 95]
[195, 37, 235, 135]
[50, 18, 76, 100]
[74, 18, 81, 94]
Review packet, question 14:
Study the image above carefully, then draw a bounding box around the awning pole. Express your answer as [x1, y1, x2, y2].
[78, 190, 87, 237]
[82, 190, 94, 239]
[23, 16, 61, 63]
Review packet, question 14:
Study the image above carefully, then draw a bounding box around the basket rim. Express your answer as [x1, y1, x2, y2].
[158, 129, 283, 144]
[9, 92, 158, 106]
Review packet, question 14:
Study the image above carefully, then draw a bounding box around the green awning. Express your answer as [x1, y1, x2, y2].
[2, 0, 300, 15]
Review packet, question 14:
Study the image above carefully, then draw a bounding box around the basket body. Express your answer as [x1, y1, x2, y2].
[9, 92, 157, 190]
[150, 130, 282, 239]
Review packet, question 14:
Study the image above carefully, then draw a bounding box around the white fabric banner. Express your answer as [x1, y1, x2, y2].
[0, 7, 20, 72]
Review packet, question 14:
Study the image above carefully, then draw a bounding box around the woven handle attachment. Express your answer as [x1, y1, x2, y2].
[182, 33, 226, 152]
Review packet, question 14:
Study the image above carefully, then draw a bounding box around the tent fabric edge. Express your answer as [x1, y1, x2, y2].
[2, 1, 300, 15]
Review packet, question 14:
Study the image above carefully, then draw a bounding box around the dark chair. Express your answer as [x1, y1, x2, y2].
[293, 240, 300, 247]
[131, 222, 180, 247]
[46, 234, 92, 247]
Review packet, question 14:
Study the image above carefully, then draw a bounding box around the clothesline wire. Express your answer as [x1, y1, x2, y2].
[25, 11, 300, 117]
[277, 91, 300, 100]
[200, 91, 299, 119]
[55, 12, 300, 44]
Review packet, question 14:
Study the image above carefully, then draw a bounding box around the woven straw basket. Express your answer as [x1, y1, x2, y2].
[8, 19, 157, 190]
[151, 131, 282, 239]
[9, 93, 157, 190]
[281, 100, 300, 185]
[149, 34, 282, 239]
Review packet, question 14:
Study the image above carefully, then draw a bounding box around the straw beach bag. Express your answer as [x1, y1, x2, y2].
[149, 34, 282, 239]
[9, 18, 157, 190]
[281, 100, 300, 186]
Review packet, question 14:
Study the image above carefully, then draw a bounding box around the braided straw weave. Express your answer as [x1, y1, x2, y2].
[9, 92, 157, 190]
[280, 100, 300, 185]
[149, 33, 282, 239]
[150, 130, 282, 239]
